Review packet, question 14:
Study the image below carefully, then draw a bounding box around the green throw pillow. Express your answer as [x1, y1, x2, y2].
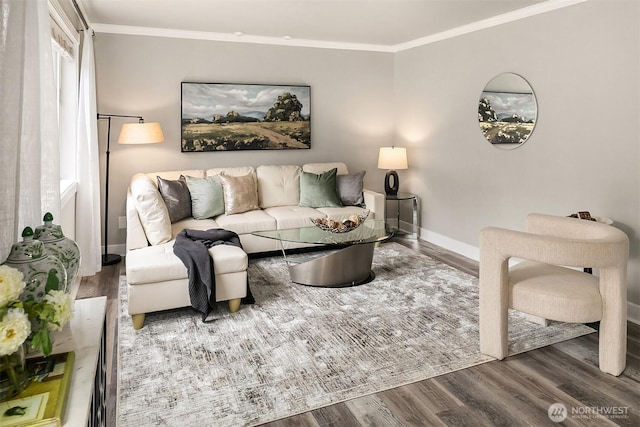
[299, 168, 343, 208]
[185, 175, 225, 219]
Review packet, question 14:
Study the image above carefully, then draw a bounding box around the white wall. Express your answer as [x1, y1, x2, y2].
[393, 0, 640, 308]
[94, 34, 394, 249]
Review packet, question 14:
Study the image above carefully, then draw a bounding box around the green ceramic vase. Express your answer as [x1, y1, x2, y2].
[2, 227, 68, 303]
[34, 212, 80, 285]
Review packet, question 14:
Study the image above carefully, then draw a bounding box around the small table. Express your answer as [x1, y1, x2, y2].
[385, 192, 419, 238]
[253, 220, 390, 287]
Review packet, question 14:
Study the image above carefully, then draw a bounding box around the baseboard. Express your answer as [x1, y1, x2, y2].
[419, 226, 640, 326]
[106, 243, 127, 257]
[628, 302, 640, 325]
[419, 227, 480, 262]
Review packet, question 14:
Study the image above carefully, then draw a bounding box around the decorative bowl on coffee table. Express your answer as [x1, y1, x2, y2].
[311, 210, 370, 233]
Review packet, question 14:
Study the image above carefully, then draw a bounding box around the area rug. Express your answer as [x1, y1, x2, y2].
[116, 242, 594, 426]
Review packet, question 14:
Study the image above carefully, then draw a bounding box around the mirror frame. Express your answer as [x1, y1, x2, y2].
[478, 73, 537, 149]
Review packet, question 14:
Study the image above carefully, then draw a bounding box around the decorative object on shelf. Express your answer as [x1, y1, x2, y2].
[97, 113, 165, 266]
[3, 228, 68, 302]
[311, 210, 369, 233]
[0, 244, 74, 355]
[478, 72, 537, 149]
[378, 146, 408, 196]
[34, 212, 81, 285]
[181, 82, 311, 152]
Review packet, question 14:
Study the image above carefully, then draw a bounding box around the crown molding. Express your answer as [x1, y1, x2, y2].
[92, 0, 588, 53]
[393, 0, 589, 52]
[91, 23, 396, 53]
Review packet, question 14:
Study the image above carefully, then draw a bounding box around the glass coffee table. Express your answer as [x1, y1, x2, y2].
[253, 220, 390, 287]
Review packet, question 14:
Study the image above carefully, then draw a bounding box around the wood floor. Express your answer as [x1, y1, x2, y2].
[76, 237, 640, 427]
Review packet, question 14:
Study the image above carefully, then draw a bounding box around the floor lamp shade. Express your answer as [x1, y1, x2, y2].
[97, 114, 164, 266]
[118, 122, 165, 145]
[378, 147, 408, 196]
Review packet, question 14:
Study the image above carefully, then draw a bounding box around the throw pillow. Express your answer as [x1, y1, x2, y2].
[299, 168, 343, 208]
[157, 176, 192, 223]
[219, 172, 260, 215]
[185, 175, 225, 219]
[337, 170, 366, 207]
[130, 174, 171, 245]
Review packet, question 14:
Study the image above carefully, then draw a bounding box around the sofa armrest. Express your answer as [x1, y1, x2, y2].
[126, 187, 150, 251]
[363, 189, 385, 220]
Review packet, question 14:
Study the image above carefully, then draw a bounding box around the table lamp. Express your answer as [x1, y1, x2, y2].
[97, 114, 165, 265]
[378, 146, 408, 196]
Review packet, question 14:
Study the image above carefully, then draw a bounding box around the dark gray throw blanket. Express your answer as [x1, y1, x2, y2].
[173, 228, 254, 321]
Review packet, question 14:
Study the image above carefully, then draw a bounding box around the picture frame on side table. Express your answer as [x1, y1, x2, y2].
[181, 82, 311, 152]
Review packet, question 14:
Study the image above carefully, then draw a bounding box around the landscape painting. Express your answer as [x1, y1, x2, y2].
[478, 91, 536, 145]
[181, 82, 311, 152]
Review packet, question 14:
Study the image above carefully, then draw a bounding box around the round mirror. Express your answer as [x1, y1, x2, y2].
[478, 73, 537, 149]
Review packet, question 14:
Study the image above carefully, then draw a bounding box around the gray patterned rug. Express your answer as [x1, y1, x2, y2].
[116, 242, 594, 426]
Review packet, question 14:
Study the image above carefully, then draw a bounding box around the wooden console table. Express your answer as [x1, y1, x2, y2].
[42, 296, 107, 426]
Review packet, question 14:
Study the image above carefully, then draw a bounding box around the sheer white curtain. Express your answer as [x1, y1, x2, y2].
[0, 0, 60, 262]
[75, 30, 101, 276]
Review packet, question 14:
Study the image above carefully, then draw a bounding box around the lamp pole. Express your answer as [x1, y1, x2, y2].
[97, 114, 143, 266]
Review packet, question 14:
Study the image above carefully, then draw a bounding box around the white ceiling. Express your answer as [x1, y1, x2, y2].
[77, 0, 580, 51]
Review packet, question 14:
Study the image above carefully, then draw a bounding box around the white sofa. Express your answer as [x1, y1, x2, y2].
[125, 162, 384, 328]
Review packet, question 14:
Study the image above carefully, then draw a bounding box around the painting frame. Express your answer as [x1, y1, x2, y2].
[181, 82, 311, 152]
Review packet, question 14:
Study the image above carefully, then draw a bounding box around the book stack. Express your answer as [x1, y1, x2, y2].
[0, 352, 74, 427]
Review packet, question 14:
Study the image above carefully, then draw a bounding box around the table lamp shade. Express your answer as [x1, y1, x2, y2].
[378, 147, 408, 170]
[118, 122, 165, 145]
[378, 147, 408, 196]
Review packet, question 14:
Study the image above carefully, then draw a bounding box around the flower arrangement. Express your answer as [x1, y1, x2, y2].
[0, 265, 74, 357]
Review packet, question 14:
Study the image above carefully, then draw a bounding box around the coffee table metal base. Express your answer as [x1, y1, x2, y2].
[288, 242, 376, 287]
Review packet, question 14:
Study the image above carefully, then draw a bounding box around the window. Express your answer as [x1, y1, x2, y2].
[50, 2, 79, 205]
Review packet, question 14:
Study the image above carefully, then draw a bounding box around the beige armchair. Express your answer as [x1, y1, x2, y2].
[479, 213, 629, 376]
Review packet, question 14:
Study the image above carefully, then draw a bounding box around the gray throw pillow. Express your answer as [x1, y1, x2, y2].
[157, 176, 192, 223]
[299, 168, 343, 208]
[337, 170, 366, 207]
[185, 175, 225, 219]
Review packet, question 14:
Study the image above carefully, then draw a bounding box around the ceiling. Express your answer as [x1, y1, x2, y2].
[76, 0, 573, 51]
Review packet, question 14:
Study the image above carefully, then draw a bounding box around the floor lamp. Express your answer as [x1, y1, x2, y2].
[97, 114, 165, 266]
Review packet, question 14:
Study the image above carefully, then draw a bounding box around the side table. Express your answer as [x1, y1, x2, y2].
[385, 192, 419, 238]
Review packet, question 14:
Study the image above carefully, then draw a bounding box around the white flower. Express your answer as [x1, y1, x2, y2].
[0, 308, 31, 356]
[44, 290, 74, 331]
[0, 265, 25, 308]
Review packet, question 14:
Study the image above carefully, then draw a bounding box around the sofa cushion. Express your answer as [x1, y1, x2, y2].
[126, 241, 187, 285]
[130, 174, 172, 245]
[299, 168, 342, 208]
[220, 172, 260, 214]
[170, 218, 219, 240]
[303, 162, 349, 175]
[206, 166, 254, 178]
[157, 176, 192, 223]
[126, 240, 248, 285]
[263, 206, 323, 229]
[337, 170, 366, 207]
[214, 209, 277, 235]
[256, 165, 301, 208]
[185, 175, 225, 219]
[208, 245, 248, 275]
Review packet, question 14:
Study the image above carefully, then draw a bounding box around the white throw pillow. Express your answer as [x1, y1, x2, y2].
[256, 165, 301, 208]
[130, 174, 172, 245]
